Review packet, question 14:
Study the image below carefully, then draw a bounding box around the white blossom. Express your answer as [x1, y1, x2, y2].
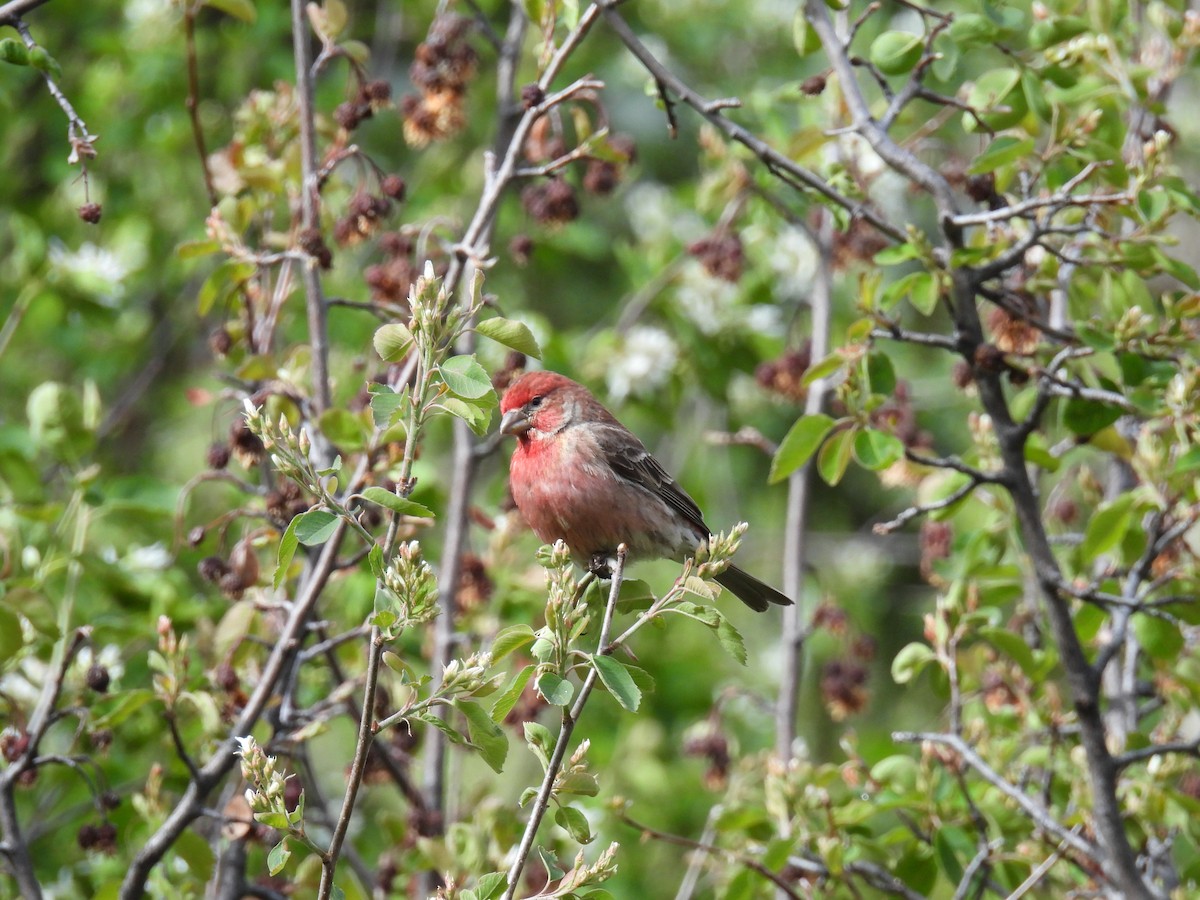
[606, 326, 679, 401]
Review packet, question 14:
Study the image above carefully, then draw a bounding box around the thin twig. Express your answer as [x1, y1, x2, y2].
[317, 628, 384, 898]
[289, 0, 331, 413]
[183, 5, 218, 207]
[503, 546, 627, 900]
[892, 732, 1097, 861]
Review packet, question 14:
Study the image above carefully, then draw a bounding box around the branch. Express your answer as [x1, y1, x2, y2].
[601, 5, 906, 244]
[776, 211, 833, 759]
[289, 0, 331, 413]
[503, 547, 627, 900]
[317, 628, 384, 898]
[616, 810, 803, 900]
[183, 5, 218, 207]
[892, 732, 1098, 862]
[15, 20, 98, 166]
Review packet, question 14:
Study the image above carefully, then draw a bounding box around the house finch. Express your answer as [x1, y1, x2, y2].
[499, 371, 791, 612]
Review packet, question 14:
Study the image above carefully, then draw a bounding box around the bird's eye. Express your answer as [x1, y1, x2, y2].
[528, 395, 544, 410]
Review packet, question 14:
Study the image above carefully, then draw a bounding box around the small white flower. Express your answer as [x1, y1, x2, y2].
[674, 261, 740, 336]
[606, 326, 678, 401]
[766, 226, 819, 301]
[125, 543, 171, 572]
[624, 183, 704, 245]
[48, 240, 131, 307]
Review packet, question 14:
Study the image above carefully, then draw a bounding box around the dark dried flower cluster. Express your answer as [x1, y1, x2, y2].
[77, 202, 103, 224]
[77, 821, 118, 854]
[229, 418, 265, 467]
[402, 15, 477, 146]
[521, 178, 579, 226]
[456, 552, 494, 613]
[508, 233, 534, 266]
[986, 305, 1041, 355]
[335, 191, 394, 247]
[919, 520, 953, 582]
[334, 78, 393, 132]
[365, 232, 417, 305]
[265, 479, 309, 525]
[297, 226, 333, 270]
[197, 540, 259, 600]
[831, 217, 889, 269]
[870, 381, 926, 448]
[756, 343, 812, 404]
[820, 658, 869, 721]
[683, 719, 731, 791]
[206, 441, 231, 470]
[86, 664, 111, 693]
[688, 232, 744, 282]
[800, 72, 828, 95]
[491, 351, 527, 394]
[965, 171, 1006, 210]
[208, 327, 234, 358]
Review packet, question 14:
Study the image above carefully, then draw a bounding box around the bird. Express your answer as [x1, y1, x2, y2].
[498, 370, 792, 612]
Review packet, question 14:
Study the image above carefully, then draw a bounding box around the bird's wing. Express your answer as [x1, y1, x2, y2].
[601, 430, 710, 537]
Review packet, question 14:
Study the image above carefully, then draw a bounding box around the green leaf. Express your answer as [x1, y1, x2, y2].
[455, 700, 509, 773]
[770, 413, 835, 483]
[1079, 494, 1134, 564]
[1063, 396, 1123, 436]
[475, 317, 542, 359]
[715, 613, 748, 666]
[475, 873, 507, 900]
[934, 826, 976, 885]
[558, 770, 600, 796]
[0, 604, 24, 660]
[853, 428, 904, 471]
[198, 260, 255, 316]
[891, 642, 937, 684]
[373, 323, 414, 362]
[801, 352, 845, 386]
[817, 424, 855, 486]
[873, 243, 919, 265]
[175, 239, 221, 259]
[523, 721, 555, 771]
[359, 486, 435, 518]
[436, 397, 494, 435]
[293, 508, 339, 545]
[1174, 446, 1200, 475]
[792, 8, 822, 56]
[267, 837, 291, 876]
[490, 665, 534, 722]
[907, 272, 939, 315]
[0, 38, 30, 67]
[870, 31, 924, 75]
[555, 805, 593, 843]
[977, 626, 1038, 678]
[492, 624, 537, 662]
[1133, 614, 1185, 661]
[537, 671, 574, 706]
[968, 136, 1035, 175]
[865, 351, 896, 396]
[592, 655, 641, 711]
[174, 829, 216, 882]
[204, 0, 257, 23]
[440, 355, 494, 400]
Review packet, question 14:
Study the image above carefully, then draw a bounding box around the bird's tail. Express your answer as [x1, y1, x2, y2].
[715, 566, 792, 613]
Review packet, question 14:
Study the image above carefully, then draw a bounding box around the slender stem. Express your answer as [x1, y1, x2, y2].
[0, 0, 49, 25]
[775, 212, 833, 761]
[503, 547, 627, 900]
[183, 5, 218, 208]
[289, 0, 331, 413]
[317, 628, 384, 898]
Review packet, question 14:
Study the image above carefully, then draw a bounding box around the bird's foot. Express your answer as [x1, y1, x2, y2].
[588, 551, 616, 580]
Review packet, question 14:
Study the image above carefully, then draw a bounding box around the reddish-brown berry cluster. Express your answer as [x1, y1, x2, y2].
[78, 202, 103, 224]
[820, 658, 869, 721]
[402, 15, 477, 146]
[521, 178, 579, 227]
[335, 191, 394, 246]
[756, 344, 812, 404]
[456, 553, 494, 614]
[364, 232, 417, 305]
[77, 821, 118, 854]
[265, 480, 309, 525]
[86, 664, 111, 693]
[688, 232, 744, 282]
[297, 226, 333, 270]
[334, 79, 393, 132]
[229, 418, 265, 467]
[682, 720, 731, 790]
[919, 520, 953, 582]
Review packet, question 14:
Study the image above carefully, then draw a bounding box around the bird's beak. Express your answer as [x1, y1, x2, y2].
[499, 408, 531, 436]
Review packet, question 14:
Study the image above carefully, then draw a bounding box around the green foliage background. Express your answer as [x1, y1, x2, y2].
[3, 0, 1200, 898]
